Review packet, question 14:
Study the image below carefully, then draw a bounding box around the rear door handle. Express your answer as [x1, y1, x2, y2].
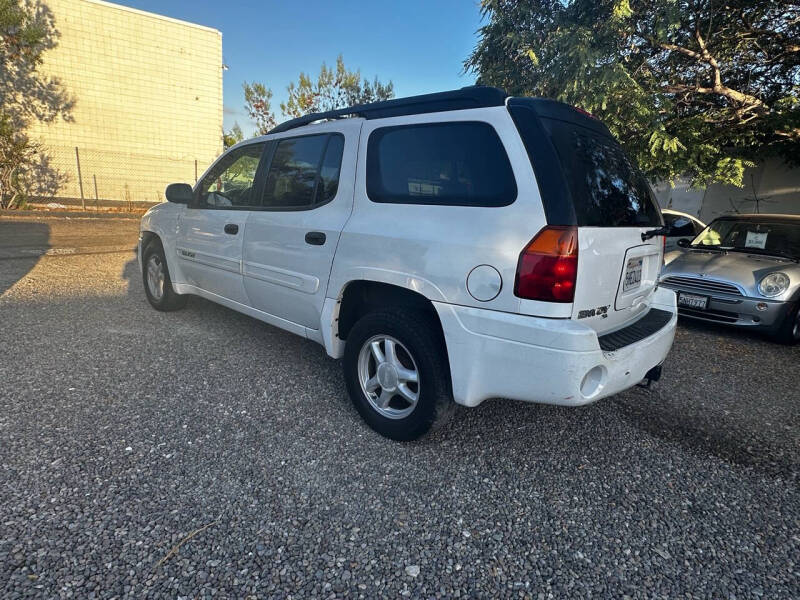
[224, 223, 239, 235]
[305, 231, 326, 246]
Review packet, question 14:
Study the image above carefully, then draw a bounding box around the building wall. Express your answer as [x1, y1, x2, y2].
[28, 0, 223, 203]
[653, 158, 800, 224]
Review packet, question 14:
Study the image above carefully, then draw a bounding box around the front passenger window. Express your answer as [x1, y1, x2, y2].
[197, 143, 265, 208]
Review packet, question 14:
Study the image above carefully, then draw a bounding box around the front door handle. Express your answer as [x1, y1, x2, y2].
[224, 223, 239, 235]
[305, 231, 326, 245]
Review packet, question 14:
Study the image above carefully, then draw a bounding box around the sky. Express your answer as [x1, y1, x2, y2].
[113, 0, 485, 135]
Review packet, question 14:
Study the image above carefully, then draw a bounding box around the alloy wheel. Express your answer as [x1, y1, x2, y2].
[146, 254, 165, 301]
[357, 335, 420, 419]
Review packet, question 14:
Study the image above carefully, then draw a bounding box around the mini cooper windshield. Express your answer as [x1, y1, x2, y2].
[691, 219, 800, 261]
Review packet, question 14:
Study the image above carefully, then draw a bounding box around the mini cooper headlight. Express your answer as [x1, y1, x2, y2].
[758, 272, 790, 297]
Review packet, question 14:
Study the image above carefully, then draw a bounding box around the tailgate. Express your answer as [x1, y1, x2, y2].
[573, 228, 663, 334]
[507, 98, 665, 334]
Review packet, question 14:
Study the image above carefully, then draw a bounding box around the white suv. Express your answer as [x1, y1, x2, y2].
[139, 87, 677, 440]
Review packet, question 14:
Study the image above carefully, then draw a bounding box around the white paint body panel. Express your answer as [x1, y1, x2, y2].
[139, 105, 677, 409]
[175, 208, 250, 304]
[571, 228, 663, 334]
[435, 287, 677, 407]
[242, 120, 361, 329]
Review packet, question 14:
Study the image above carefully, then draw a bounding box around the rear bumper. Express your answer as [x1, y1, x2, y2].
[433, 287, 677, 408]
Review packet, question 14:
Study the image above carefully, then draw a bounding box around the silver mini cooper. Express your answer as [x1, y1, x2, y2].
[660, 214, 800, 344]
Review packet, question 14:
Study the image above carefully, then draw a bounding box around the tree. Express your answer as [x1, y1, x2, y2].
[223, 122, 243, 148]
[243, 55, 394, 133]
[466, 0, 800, 188]
[1, 0, 73, 208]
[242, 81, 277, 136]
[280, 55, 394, 118]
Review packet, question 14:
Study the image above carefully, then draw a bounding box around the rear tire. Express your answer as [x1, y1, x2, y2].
[343, 309, 454, 441]
[142, 238, 186, 312]
[773, 302, 800, 345]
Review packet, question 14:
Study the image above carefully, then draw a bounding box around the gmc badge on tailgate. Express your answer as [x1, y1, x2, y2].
[577, 305, 609, 319]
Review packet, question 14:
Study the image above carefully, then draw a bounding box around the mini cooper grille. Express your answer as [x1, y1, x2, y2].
[660, 275, 743, 296]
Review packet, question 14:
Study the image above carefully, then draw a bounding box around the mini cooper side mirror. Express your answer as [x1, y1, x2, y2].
[165, 183, 193, 204]
[677, 238, 691, 248]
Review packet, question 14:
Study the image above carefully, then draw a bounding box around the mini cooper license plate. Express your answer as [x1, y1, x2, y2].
[678, 292, 709, 310]
[623, 257, 643, 292]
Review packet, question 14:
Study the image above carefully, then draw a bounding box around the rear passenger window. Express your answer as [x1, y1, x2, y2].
[366, 122, 517, 206]
[262, 134, 344, 209]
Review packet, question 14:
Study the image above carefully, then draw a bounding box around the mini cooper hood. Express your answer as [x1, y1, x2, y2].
[663, 248, 798, 287]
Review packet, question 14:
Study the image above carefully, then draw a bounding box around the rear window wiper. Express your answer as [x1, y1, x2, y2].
[641, 226, 669, 241]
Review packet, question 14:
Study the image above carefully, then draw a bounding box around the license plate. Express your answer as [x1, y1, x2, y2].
[623, 257, 643, 292]
[678, 292, 708, 310]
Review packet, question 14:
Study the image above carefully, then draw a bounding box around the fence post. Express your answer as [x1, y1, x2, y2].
[74, 146, 85, 210]
[93, 174, 99, 210]
[194, 159, 198, 183]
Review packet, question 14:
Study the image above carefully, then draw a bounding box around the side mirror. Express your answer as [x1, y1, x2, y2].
[677, 238, 691, 248]
[165, 183, 193, 204]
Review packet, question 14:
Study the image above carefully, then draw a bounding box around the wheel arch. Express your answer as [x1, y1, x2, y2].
[323, 279, 450, 363]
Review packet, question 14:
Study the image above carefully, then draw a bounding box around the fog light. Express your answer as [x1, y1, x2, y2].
[756, 302, 768, 311]
[580, 366, 606, 398]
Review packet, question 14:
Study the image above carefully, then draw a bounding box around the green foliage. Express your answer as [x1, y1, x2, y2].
[223, 122, 244, 148]
[467, 0, 800, 187]
[1, 0, 72, 208]
[242, 81, 277, 136]
[243, 55, 394, 134]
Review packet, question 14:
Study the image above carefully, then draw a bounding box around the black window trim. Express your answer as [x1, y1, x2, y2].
[190, 141, 268, 211]
[253, 132, 345, 212]
[365, 120, 518, 208]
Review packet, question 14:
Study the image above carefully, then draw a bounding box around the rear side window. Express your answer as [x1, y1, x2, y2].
[261, 133, 344, 209]
[542, 119, 661, 227]
[366, 122, 517, 206]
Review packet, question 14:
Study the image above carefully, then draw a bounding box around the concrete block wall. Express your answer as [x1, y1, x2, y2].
[27, 0, 223, 203]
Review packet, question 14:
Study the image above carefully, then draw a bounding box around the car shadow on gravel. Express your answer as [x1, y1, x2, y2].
[118, 253, 798, 483]
[0, 220, 50, 296]
[677, 315, 783, 345]
[611, 318, 798, 481]
[611, 391, 798, 482]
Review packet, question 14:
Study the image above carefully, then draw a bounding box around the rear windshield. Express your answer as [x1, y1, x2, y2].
[542, 118, 662, 227]
[509, 101, 661, 227]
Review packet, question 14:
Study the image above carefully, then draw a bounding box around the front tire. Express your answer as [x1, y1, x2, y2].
[343, 309, 454, 441]
[142, 238, 186, 311]
[773, 302, 800, 345]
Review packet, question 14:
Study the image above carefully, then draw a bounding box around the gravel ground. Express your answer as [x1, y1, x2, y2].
[0, 218, 798, 599]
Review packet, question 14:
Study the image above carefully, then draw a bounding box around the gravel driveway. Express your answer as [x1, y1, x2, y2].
[0, 217, 798, 599]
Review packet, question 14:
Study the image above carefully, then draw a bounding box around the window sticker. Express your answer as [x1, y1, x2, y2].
[745, 231, 768, 249]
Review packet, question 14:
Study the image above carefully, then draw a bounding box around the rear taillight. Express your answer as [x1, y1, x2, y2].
[514, 226, 578, 302]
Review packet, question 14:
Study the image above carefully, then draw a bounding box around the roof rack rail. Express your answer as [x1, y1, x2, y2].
[269, 86, 508, 134]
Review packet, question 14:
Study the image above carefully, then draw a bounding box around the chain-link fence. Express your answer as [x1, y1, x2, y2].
[30, 145, 213, 208]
